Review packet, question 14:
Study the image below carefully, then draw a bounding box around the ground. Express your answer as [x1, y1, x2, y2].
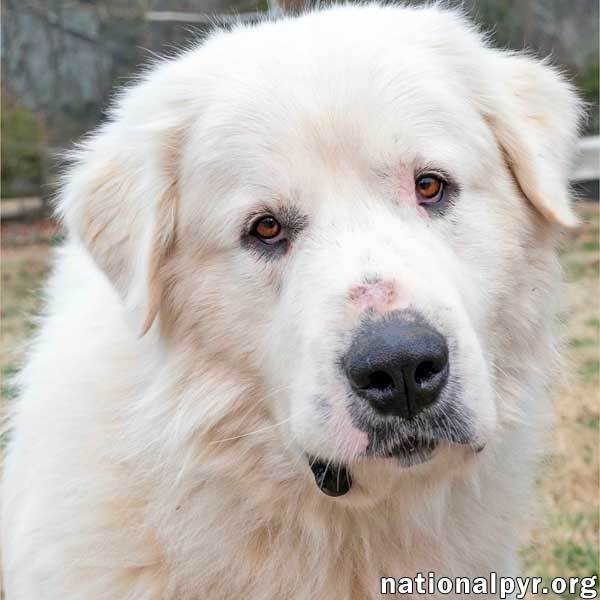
[1, 206, 598, 597]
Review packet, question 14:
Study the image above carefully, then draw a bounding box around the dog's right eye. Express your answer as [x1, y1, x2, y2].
[251, 215, 283, 243]
[415, 174, 445, 204]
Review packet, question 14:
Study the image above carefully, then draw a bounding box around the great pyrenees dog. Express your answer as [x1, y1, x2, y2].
[1, 3, 581, 599]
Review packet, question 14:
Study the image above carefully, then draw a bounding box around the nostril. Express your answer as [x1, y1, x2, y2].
[414, 361, 440, 385]
[343, 311, 449, 418]
[366, 370, 395, 392]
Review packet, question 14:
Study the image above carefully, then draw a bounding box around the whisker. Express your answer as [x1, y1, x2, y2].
[209, 405, 311, 444]
[209, 383, 313, 444]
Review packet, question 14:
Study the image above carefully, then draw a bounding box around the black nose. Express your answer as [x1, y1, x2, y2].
[343, 312, 449, 419]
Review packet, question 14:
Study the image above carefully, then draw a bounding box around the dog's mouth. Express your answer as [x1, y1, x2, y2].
[306, 395, 484, 496]
[378, 433, 439, 465]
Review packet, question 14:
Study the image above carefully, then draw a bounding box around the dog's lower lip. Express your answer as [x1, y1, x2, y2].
[308, 457, 352, 497]
[381, 435, 438, 458]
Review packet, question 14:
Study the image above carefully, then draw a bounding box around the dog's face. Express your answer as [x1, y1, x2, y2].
[61, 6, 580, 497]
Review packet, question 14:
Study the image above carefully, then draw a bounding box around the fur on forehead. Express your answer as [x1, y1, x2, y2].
[177, 6, 495, 185]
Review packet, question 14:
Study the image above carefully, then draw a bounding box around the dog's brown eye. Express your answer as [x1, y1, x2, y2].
[252, 216, 282, 241]
[416, 175, 444, 203]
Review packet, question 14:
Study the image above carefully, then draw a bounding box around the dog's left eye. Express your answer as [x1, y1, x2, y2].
[415, 174, 445, 204]
[251, 215, 283, 243]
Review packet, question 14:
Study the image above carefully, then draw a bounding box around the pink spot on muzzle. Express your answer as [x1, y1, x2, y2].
[349, 280, 396, 313]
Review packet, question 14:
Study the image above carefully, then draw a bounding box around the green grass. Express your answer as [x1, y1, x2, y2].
[0, 364, 19, 452]
[585, 318, 600, 330]
[1, 95, 46, 196]
[580, 417, 600, 431]
[0, 364, 19, 402]
[570, 338, 597, 349]
[564, 259, 600, 281]
[579, 360, 600, 382]
[523, 510, 600, 598]
[579, 242, 600, 252]
[552, 540, 599, 580]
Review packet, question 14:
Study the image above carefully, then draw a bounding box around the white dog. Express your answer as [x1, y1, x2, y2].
[1, 4, 581, 598]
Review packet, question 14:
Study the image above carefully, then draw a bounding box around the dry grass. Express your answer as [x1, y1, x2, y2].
[521, 203, 599, 598]
[0, 206, 598, 594]
[1, 241, 53, 402]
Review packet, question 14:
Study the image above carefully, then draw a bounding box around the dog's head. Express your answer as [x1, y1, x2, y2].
[60, 5, 581, 499]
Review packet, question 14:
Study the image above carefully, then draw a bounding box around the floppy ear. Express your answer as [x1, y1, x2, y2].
[59, 82, 183, 336]
[482, 52, 583, 227]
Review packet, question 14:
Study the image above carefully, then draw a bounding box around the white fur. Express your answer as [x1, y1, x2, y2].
[1, 4, 581, 598]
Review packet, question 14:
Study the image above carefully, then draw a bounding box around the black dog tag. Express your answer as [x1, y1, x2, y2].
[309, 459, 352, 496]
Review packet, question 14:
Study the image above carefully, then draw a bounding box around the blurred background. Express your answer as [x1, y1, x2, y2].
[2, 0, 599, 201]
[1, 1, 598, 597]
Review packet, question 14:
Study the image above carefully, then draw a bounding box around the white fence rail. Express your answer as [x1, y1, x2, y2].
[572, 136, 600, 182]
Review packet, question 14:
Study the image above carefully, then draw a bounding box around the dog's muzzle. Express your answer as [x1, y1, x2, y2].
[306, 311, 480, 497]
